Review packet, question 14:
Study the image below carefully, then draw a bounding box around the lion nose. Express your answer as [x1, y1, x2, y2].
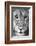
[20, 29, 22, 30]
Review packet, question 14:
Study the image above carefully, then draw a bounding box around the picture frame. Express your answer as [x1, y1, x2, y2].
[5, 1, 35, 44]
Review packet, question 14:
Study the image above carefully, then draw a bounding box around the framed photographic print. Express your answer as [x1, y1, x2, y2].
[5, 1, 35, 44]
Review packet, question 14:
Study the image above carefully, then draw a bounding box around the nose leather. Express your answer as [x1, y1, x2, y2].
[20, 29, 22, 30]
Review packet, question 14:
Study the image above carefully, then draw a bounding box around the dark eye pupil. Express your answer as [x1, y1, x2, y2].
[15, 15, 18, 18]
[24, 16, 27, 18]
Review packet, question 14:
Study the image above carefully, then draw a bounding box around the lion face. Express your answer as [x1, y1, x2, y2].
[13, 9, 29, 36]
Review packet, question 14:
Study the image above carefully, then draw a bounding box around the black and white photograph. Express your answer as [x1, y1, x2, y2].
[11, 7, 29, 36]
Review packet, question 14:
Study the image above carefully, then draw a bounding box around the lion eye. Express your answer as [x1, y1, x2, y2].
[15, 15, 18, 19]
[24, 16, 27, 19]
